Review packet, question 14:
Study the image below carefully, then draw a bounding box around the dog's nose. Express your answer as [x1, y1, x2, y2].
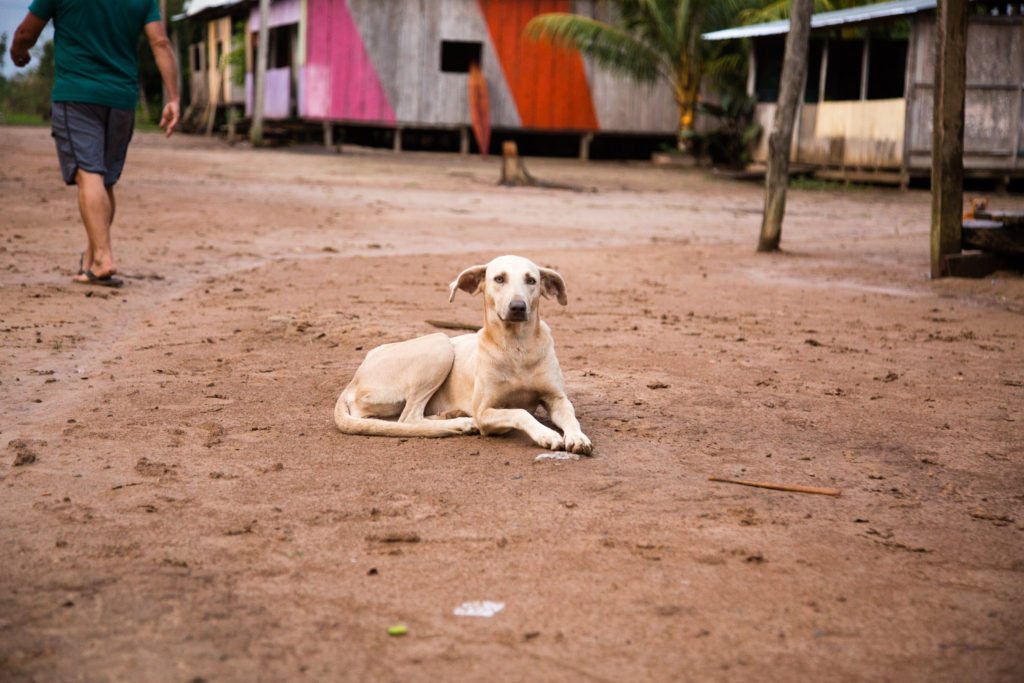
[509, 299, 527, 316]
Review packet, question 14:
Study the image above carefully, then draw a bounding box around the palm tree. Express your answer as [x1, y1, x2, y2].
[525, 0, 744, 150]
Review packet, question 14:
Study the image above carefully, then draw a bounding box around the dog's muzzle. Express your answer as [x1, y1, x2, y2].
[505, 299, 528, 321]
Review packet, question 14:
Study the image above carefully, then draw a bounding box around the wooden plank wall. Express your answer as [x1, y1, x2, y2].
[343, 0, 521, 127]
[812, 99, 904, 168]
[752, 15, 1022, 174]
[305, 0, 395, 122]
[753, 99, 904, 170]
[906, 15, 1023, 171]
[297, 0, 677, 132]
[576, 0, 677, 133]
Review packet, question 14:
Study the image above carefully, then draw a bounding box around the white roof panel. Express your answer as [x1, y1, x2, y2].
[702, 0, 938, 41]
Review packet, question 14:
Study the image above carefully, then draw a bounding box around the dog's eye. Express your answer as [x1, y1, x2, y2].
[525, 276, 536, 285]
[494, 275, 505, 284]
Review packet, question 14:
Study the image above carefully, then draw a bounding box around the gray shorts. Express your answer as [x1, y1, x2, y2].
[51, 102, 135, 187]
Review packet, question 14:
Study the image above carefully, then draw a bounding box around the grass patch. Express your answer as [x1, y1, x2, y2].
[0, 112, 49, 126]
[789, 176, 871, 191]
[134, 118, 162, 133]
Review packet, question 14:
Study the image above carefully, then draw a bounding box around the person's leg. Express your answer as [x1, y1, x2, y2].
[72, 169, 116, 280]
[80, 186, 115, 273]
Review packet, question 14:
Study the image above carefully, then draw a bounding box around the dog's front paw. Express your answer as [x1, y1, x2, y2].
[563, 431, 592, 456]
[533, 427, 564, 451]
[448, 417, 478, 435]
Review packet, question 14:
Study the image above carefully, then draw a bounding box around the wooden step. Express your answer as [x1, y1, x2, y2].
[962, 219, 1024, 256]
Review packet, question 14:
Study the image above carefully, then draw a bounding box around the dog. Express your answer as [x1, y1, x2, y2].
[963, 196, 989, 220]
[333, 255, 592, 455]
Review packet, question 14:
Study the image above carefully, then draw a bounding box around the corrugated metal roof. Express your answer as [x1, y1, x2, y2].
[702, 0, 937, 41]
[173, 0, 248, 22]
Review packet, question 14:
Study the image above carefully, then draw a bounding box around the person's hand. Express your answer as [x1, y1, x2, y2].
[10, 46, 31, 68]
[159, 100, 180, 138]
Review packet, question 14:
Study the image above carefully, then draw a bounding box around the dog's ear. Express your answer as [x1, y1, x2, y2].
[448, 264, 487, 302]
[539, 267, 568, 306]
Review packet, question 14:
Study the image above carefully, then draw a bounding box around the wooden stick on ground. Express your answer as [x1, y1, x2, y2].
[426, 319, 481, 332]
[709, 477, 841, 497]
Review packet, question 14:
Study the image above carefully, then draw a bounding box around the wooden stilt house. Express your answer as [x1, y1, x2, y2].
[703, 0, 1024, 185]
[179, 0, 682, 155]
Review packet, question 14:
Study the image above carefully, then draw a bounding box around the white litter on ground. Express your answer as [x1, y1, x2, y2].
[453, 601, 505, 618]
[534, 451, 580, 462]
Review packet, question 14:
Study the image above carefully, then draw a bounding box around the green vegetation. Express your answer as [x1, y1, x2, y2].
[0, 33, 55, 124]
[228, 21, 247, 87]
[525, 1, 747, 151]
[789, 176, 871, 191]
[526, 0, 880, 164]
[2, 1, 188, 128]
[0, 111, 48, 126]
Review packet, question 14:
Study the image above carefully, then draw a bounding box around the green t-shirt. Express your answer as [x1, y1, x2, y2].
[28, 0, 161, 111]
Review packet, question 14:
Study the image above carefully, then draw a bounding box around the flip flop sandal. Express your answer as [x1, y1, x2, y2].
[75, 269, 123, 288]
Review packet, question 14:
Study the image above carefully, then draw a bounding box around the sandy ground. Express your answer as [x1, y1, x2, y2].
[1, 125, 1022, 682]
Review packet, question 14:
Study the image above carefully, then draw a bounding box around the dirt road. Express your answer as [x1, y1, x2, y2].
[1, 126, 1022, 682]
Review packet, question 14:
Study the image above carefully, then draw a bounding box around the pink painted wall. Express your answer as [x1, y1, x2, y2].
[304, 0, 394, 122]
[245, 67, 294, 119]
[248, 0, 301, 32]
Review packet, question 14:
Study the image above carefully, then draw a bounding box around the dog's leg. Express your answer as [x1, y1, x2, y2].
[335, 333, 477, 437]
[545, 395, 592, 455]
[475, 408, 564, 451]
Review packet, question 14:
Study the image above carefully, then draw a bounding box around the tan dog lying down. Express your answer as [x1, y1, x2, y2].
[334, 255, 592, 455]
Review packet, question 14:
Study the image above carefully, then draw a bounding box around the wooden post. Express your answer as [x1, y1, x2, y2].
[859, 35, 871, 101]
[746, 47, 756, 97]
[757, 0, 813, 253]
[818, 37, 828, 105]
[930, 0, 968, 278]
[323, 121, 333, 148]
[900, 20, 918, 190]
[393, 126, 403, 153]
[459, 126, 470, 155]
[579, 132, 594, 161]
[251, 0, 270, 146]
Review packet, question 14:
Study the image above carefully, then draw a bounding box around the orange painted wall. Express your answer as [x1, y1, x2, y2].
[478, 0, 599, 131]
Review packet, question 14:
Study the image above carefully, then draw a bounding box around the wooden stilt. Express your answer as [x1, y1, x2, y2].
[579, 132, 594, 161]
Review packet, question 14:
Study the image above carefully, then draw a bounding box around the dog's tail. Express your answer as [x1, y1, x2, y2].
[333, 394, 476, 438]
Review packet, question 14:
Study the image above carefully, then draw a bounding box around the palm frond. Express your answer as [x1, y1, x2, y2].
[739, 0, 871, 24]
[525, 13, 664, 84]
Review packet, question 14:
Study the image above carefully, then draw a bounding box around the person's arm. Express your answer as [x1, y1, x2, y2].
[10, 12, 47, 68]
[144, 20, 180, 138]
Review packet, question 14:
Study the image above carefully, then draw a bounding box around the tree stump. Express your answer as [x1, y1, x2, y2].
[500, 141, 530, 185]
[498, 141, 589, 192]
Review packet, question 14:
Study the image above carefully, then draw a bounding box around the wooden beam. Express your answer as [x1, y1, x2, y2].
[930, 0, 968, 278]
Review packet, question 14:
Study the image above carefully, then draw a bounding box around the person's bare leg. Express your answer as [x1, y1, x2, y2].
[73, 170, 116, 281]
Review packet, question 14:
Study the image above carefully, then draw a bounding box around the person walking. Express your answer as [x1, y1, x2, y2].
[10, 0, 180, 287]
